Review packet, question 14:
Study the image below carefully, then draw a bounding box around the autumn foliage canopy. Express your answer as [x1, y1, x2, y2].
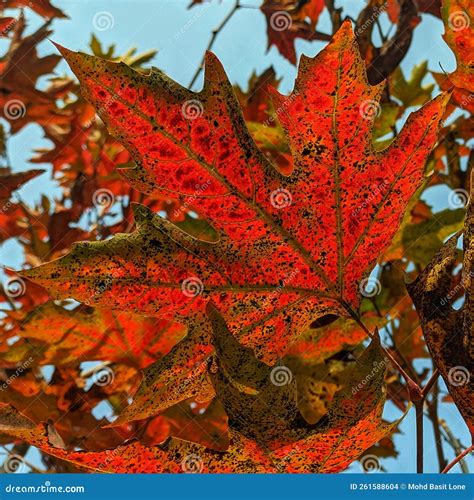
[0, 0, 472, 474]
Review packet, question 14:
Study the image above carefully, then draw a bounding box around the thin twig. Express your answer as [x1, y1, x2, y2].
[381, 318, 420, 384]
[442, 445, 474, 473]
[189, 0, 241, 89]
[426, 381, 447, 471]
[344, 303, 423, 401]
[440, 420, 470, 473]
[421, 369, 440, 398]
[414, 369, 440, 473]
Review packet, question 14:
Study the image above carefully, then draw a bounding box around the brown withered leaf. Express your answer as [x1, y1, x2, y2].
[407, 173, 473, 441]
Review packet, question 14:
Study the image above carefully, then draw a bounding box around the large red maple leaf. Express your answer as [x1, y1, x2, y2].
[23, 21, 447, 364]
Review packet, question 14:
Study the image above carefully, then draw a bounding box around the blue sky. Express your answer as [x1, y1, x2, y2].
[2, 0, 472, 474]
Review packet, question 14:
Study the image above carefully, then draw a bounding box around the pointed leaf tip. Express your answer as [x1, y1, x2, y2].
[50, 40, 70, 57]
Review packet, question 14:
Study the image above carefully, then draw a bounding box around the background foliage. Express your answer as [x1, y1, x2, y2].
[0, 0, 471, 473]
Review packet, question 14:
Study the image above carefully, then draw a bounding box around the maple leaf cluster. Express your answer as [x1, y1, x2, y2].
[0, 0, 471, 474]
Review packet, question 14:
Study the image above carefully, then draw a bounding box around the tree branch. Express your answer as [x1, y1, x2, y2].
[415, 401, 424, 473]
[189, 0, 241, 89]
[426, 381, 447, 471]
[442, 445, 474, 473]
[356, 0, 419, 85]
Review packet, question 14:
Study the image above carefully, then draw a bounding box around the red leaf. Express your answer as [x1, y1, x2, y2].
[261, 0, 326, 64]
[2, 302, 186, 368]
[441, 0, 473, 93]
[0, 168, 44, 200]
[24, 22, 447, 365]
